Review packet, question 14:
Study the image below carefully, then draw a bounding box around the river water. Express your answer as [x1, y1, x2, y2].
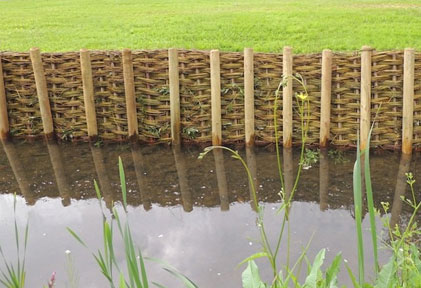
[0, 141, 419, 287]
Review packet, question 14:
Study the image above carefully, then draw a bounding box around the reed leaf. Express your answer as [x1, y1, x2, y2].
[364, 125, 378, 274]
[353, 137, 365, 285]
[119, 156, 128, 211]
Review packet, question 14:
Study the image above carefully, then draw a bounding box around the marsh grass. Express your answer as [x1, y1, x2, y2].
[0, 194, 28, 288]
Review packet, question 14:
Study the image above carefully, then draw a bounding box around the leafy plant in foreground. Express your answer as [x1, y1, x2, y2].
[199, 74, 345, 287]
[0, 194, 29, 288]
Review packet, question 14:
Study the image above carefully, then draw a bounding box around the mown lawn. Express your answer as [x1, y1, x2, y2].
[1, 0, 421, 53]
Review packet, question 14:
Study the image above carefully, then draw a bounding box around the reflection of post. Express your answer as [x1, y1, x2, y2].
[47, 142, 72, 206]
[283, 148, 293, 202]
[131, 144, 152, 211]
[172, 146, 193, 212]
[1, 140, 35, 205]
[90, 145, 114, 209]
[390, 154, 412, 229]
[213, 149, 229, 211]
[246, 147, 258, 211]
[319, 149, 329, 211]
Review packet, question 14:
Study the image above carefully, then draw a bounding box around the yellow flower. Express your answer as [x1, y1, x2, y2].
[297, 92, 308, 101]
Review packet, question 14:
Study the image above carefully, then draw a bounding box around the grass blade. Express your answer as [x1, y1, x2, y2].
[238, 252, 270, 267]
[119, 156, 128, 211]
[66, 228, 88, 248]
[364, 126, 378, 274]
[353, 137, 365, 285]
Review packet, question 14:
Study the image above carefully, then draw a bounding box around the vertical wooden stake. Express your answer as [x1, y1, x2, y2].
[283, 46, 293, 147]
[30, 47, 54, 137]
[360, 46, 372, 150]
[210, 49, 222, 145]
[402, 48, 415, 155]
[80, 49, 98, 138]
[169, 48, 181, 145]
[320, 49, 332, 147]
[122, 49, 138, 140]
[244, 48, 255, 146]
[0, 56, 9, 140]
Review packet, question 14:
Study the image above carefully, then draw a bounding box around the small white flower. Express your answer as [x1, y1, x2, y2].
[65, 250, 71, 255]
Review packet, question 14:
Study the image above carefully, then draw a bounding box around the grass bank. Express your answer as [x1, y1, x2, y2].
[1, 0, 421, 53]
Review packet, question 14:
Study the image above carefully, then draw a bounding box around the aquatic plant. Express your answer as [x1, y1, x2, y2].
[0, 194, 29, 288]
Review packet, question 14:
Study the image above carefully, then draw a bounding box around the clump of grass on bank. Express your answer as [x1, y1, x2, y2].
[1, 0, 421, 53]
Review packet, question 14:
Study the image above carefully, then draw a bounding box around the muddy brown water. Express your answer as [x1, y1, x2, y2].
[0, 141, 420, 287]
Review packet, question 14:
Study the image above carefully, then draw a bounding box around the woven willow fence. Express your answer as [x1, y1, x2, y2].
[0, 47, 420, 153]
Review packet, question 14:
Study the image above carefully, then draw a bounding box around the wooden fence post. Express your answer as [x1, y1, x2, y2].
[122, 49, 138, 140]
[320, 49, 332, 148]
[210, 49, 222, 145]
[169, 48, 181, 145]
[283, 46, 293, 147]
[80, 49, 98, 139]
[244, 48, 255, 146]
[30, 47, 54, 138]
[0, 55, 9, 140]
[360, 46, 372, 150]
[402, 48, 415, 155]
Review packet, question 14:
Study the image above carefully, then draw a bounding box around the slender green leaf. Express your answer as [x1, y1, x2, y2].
[364, 125, 378, 274]
[146, 257, 198, 288]
[66, 227, 88, 248]
[353, 137, 365, 285]
[163, 268, 199, 288]
[152, 282, 168, 288]
[119, 272, 127, 288]
[345, 264, 361, 288]
[238, 252, 270, 267]
[138, 248, 149, 288]
[119, 157, 128, 211]
[325, 253, 342, 287]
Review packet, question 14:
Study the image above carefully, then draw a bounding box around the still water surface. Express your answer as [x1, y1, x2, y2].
[0, 141, 419, 287]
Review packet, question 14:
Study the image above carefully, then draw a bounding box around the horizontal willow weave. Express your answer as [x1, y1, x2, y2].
[1, 49, 420, 148]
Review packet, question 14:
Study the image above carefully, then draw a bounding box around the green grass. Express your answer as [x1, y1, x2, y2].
[1, 0, 421, 53]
